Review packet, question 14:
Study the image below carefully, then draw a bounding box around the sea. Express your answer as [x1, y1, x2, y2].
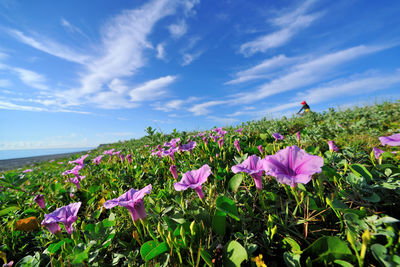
[0, 147, 94, 160]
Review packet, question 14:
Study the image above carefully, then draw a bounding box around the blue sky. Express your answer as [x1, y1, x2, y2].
[1, 0, 400, 149]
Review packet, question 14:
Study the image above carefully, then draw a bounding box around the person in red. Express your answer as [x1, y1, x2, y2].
[297, 101, 310, 115]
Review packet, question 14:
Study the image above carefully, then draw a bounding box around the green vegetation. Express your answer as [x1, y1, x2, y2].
[1, 100, 400, 266]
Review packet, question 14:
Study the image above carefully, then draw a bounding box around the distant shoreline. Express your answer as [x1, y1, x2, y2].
[0, 152, 87, 171]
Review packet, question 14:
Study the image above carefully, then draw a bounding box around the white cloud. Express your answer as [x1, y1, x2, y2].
[12, 67, 48, 90]
[225, 54, 299, 84]
[7, 29, 89, 64]
[61, 18, 86, 37]
[232, 45, 389, 104]
[156, 43, 166, 60]
[168, 20, 187, 38]
[188, 100, 228, 116]
[129, 75, 177, 102]
[0, 100, 46, 111]
[182, 51, 203, 66]
[240, 0, 322, 56]
[152, 96, 199, 112]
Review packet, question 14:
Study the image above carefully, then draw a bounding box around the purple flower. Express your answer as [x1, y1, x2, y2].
[232, 155, 264, 190]
[126, 154, 132, 164]
[373, 147, 385, 160]
[103, 148, 115, 155]
[162, 147, 178, 161]
[113, 150, 121, 157]
[296, 132, 301, 142]
[92, 155, 103, 165]
[234, 139, 241, 153]
[202, 137, 208, 146]
[263, 145, 323, 187]
[68, 154, 88, 165]
[272, 133, 284, 141]
[23, 169, 33, 173]
[34, 194, 45, 209]
[327, 141, 339, 152]
[62, 164, 84, 176]
[41, 202, 81, 234]
[218, 139, 224, 149]
[120, 154, 125, 162]
[103, 185, 152, 222]
[174, 164, 211, 199]
[379, 133, 400, 146]
[69, 176, 85, 189]
[257, 145, 263, 155]
[235, 128, 244, 135]
[169, 165, 178, 179]
[179, 141, 197, 153]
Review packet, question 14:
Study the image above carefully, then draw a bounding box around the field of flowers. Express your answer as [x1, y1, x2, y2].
[1, 101, 400, 266]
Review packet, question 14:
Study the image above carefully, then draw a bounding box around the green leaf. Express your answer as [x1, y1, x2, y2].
[223, 240, 248, 267]
[333, 260, 354, 267]
[302, 236, 353, 263]
[0, 206, 19, 216]
[350, 164, 373, 181]
[283, 252, 301, 267]
[212, 209, 226, 236]
[16, 255, 40, 266]
[200, 249, 213, 266]
[282, 237, 301, 254]
[47, 240, 65, 254]
[141, 240, 159, 260]
[71, 251, 88, 265]
[216, 196, 240, 221]
[140, 241, 168, 261]
[228, 174, 243, 193]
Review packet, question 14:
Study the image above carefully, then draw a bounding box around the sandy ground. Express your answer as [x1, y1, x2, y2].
[0, 152, 81, 171]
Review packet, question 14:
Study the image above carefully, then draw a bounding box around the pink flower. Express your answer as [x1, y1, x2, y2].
[232, 155, 264, 190]
[272, 133, 284, 141]
[103, 185, 152, 222]
[174, 164, 211, 199]
[103, 148, 115, 155]
[23, 169, 33, 173]
[235, 128, 244, 135]
[379, 133, 400, 146]
[257, 145, 263, 155]
[263, 145, 323, 187]
[41, 202, 81, 234]
[92, 155, 103, 165]
[218, 138, 224, 149]
[68, 154, 88, 165]
[234, 139, 241, 153]
[126, 154, 132, 164]
[169, 165, 178, 179]
[34, 194, 46, 209]
[296, 132, 301, 142]
[327, 141, 339, 152]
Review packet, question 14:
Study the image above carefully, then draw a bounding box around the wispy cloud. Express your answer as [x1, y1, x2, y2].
[188, 100, 229, 116]
[7, 29, 90, 64]
[129, 75, 177, 102]
[152, 96, 199, 112]
[240, 0, 322, 56]
[61, 18, 86, 37]
[12, 67, 48, 90]
[182, 51, 203, 66]
[225, 54, 299, 84]
[0, 79, 11, 88]
[168, 20, 187, 38]
[207, 116, 238, 125]
[0, 99, 46, 111]
[233, 44, 389, 104]
[156, 43, 166, 60]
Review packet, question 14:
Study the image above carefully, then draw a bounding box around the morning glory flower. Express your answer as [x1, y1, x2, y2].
[373, 147, 384, 160]
[174, 164, 211, 199]
[272, 133, 284, 141]
[34, 194, 46, 209]
[296, 132, 301, 142]
[103, 185, 152, 222]
[327, 141, 339, 152]
[235, 128, 244, 135]
[232, 155, 264, 190]
[69, 176, 85, 189]
[169, 165, 178, 179]
[126, 154, 132, 164]
[68, 154, 88, 165]
[41, 202, 81, 234]
[218, 138, 224, 149]
[263, 145, 323, 187]
[234, 139, 241, 153]
[23, 169, 33, 173]
[179, 141, 197, 153]
[257, 145, 263, 155]
[103, 148, 115, 155]
[202, 137, 208, 146]
[379, 133, 400, 146]
[92, 155, 103, 165]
